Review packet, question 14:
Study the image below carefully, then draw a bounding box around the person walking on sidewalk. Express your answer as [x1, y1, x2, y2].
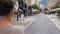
[0, 0, 24, 34]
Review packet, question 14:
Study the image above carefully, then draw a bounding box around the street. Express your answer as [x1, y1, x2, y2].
[25, 13, 60, 34]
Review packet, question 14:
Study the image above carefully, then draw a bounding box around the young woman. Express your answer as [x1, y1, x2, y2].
[0, 0, 24, 34]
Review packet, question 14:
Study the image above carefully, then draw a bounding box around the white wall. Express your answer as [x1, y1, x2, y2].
[46, 0, 58, 8]
[31, 0, 35, 4]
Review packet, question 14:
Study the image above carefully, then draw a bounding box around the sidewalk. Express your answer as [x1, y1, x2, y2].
[45, 14, 60, 29]
[11, 14, 39, 30]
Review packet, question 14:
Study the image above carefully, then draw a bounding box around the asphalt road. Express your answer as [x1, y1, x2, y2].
[24, 13, 60, 34]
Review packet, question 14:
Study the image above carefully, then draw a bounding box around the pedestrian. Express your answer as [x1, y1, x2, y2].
[0, 0, 24, 34]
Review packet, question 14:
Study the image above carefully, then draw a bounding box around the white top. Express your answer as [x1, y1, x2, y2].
[0, 25, 24, 34]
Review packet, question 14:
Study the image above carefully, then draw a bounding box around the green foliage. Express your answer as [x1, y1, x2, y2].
[28, 5, 32, 10]
[17, 0, 21, 2]
[51, 2, 60, 9]
[44, 8, 48, 11]
[28, 4, 41, 11]
[31, 4, 40, 10]
[38, 9, 42, 11]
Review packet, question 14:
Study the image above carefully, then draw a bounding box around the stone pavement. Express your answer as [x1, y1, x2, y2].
[45, 14, 60, 29]
[11, 14, 39, 30]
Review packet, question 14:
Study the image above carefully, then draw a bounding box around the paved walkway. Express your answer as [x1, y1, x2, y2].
[11, 14, 39, 30]
[25, 13, 60, 34]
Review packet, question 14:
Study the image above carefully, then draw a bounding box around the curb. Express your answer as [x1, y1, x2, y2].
[11, 14, 40, 30]
[24, 14, 40, 30]
[24, 18, 35, 30]
[19, 18, 35, 30]
[19, 18, 34, 26]
[11, 18, 33, 25]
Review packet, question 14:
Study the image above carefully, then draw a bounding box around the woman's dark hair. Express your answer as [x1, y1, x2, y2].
[0, 0, 14, 16]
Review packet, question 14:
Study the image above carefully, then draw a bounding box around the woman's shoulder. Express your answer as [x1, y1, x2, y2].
[12, 25, 23, 30]
[9, 25, 24, 34]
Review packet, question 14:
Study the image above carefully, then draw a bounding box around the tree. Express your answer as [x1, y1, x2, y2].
[28, 4, 41, 15]
[31, 4, 40, 10]
[31, 4, 42, 11]
[51, 2, 60, 9]
[28, 5, 32, 15]
[28, 5, 32, 10]
[44, 8, 48, 11]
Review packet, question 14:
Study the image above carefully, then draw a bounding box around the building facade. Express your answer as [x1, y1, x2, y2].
[23, 0, 31, 5]
[23, 0, 39, 5]
[46, 0, 59, 9]
[31, 0, 39, 7]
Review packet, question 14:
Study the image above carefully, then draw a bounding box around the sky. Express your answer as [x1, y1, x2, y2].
[38, 0, 47, 4]
[38, 0, 47, 8]
[38, 0, 42, 1]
